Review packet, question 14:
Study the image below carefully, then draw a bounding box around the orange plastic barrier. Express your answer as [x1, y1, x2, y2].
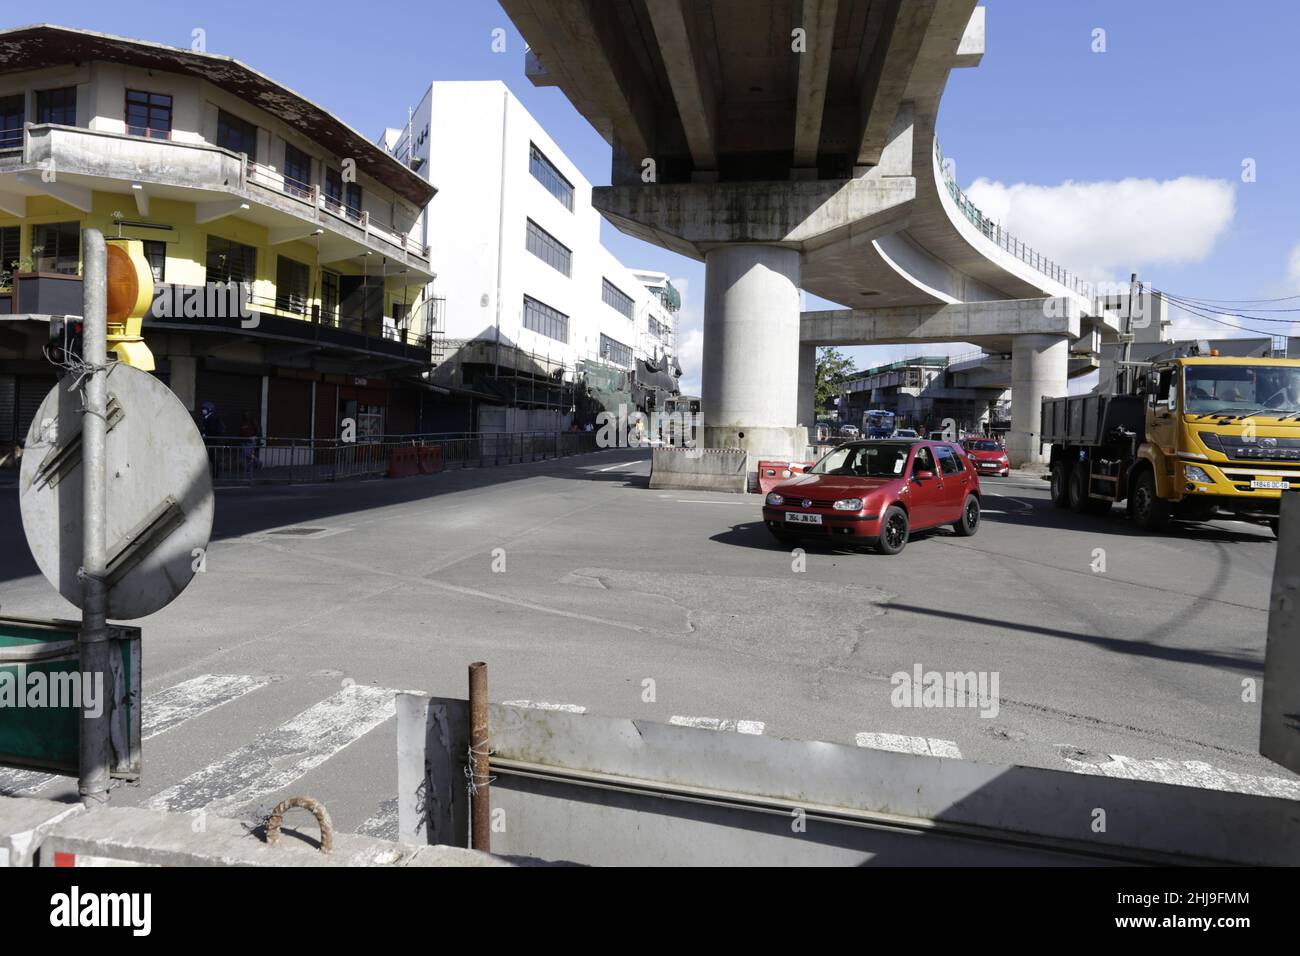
[387, 446, 419, 479]
[757, 460, 812, 496]
[417, 446, 444, 475]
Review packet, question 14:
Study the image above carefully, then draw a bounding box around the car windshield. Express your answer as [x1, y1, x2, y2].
[809, 443, 909, 478]
[1185, 365, 1300, 416]
[967, 440, 1001, 451]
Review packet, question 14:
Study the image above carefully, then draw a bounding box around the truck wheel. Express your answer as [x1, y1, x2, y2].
[953, 494, 980, 537]
[1050, 461, 1070, 509]
[1131, 470, 1171, 531]
[1068, 461, 1091, 513]
[876, 506, 909, 555]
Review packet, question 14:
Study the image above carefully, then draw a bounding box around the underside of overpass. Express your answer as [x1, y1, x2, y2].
[503, 0, 1120, 468]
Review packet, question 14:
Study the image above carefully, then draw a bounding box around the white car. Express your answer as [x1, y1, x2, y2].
[892, 428, 919, 439]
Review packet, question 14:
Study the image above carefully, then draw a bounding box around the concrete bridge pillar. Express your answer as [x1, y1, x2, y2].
[797, 342, 817, 441]
[1007, 333, 1068, 468]
[701, 244, 807, 460]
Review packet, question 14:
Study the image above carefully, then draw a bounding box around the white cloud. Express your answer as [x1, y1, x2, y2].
[1287, 242, 1300, 284]
[964, 176, 1236, 283]
[670, 275, 704, 395]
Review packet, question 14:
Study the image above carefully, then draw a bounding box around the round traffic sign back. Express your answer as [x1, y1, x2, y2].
[19, 363, 214, 620]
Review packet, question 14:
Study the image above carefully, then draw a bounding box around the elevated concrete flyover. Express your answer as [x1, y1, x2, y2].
[503, 0, 1118, 469]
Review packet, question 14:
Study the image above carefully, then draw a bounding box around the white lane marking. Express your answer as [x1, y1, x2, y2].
[0, 673, 272, 796]
[357, 799, 399, 841]
[856, 733, 963, 759]
[669, 715, 765, 735]
[1062, 752, 1300, 800]
[502, 699, 588, 713]
[424, 579, 643, 633]
[673, 499, 755, 505]
[144, 684, 396, 816]
[599, 460, 643, 472]
[143, 674, 273, 740]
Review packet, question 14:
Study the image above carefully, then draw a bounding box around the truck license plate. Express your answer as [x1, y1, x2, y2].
[1251, 479, 1290, 490]
[785, 512, 822, 525]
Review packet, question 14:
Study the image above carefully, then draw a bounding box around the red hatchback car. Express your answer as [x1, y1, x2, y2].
[761, 440, 981, 555]
[960, 437, 1010, 477]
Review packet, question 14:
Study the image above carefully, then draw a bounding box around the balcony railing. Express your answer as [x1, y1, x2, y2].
[242, 158, 428, 260]
[8, 124, 430, 264]
[934, 140, 1089, 298]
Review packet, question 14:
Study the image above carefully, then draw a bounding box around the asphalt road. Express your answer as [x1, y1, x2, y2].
[1, 446, 1295, 837]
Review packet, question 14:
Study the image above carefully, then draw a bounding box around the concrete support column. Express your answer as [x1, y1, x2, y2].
[1007, 333, 1068, 468]
[796, 342, 816, 439]
[169, 355, 197, 412]
[701, 244, 806, 460]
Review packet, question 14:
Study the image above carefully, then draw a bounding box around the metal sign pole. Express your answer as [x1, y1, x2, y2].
[79, 228, 112, 808]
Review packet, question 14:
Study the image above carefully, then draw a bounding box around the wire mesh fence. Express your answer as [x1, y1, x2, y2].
[202, 431, 604, 486]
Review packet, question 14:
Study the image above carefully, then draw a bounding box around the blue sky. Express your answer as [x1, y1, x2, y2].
[6, 0, 1296, 383]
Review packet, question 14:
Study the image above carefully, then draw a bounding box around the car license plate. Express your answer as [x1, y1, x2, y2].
[785, 512, 822, 525]
[1251, 479, 1290, 490]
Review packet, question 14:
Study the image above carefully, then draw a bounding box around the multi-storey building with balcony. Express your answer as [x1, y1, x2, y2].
[0, 25, 439, 454]
[380, 81, 679, 433]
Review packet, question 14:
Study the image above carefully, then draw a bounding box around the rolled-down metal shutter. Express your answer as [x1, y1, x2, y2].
[17, 374, 57, 444]
[0, 374, 14, 443]
[266, 377, 312, 438]
[196, 369, 262, 437]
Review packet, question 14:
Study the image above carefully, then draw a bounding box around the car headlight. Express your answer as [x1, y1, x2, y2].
[1184, 464, 1212, 484]
[833, 497, 864, 511]
[766, 493, 784, 506]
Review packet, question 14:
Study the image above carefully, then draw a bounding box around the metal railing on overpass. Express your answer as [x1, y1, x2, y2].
[935, 140, 1090, 298]
[203, 431, 603, 486]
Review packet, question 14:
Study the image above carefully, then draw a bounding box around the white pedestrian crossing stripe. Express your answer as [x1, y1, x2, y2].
[0, 674, 271, 796]
[144, 683, 396, 816]
[856, 732, 963, 759]
[669, 715, 765, 735]
[1061, 751, 1300, 800]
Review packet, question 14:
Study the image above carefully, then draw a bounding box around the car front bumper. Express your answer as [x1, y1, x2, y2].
[761, 506, 882, 539]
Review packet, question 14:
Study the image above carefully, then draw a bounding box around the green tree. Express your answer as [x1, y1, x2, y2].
[814, 347, 855, 416]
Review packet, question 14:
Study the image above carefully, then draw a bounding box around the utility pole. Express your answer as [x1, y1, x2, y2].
[1117, 271, 1138, 395]
[79, 229, 112, 808]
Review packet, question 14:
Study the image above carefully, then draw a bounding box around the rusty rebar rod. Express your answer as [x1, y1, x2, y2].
[468, 660, 490, 852]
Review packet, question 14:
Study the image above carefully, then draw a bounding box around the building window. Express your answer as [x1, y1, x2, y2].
[205, 235, 257, 287]
[125, 90, 172, 139]
[283, 144, 312, 198]
[142, 240, 167, 283]
[36, 87, 76, 126]
[321, 269, 340, 324]
[32, 221, 80, 274]
[0, 95, 23, 150]
[0, 226, 20, 281]
[216, 109, 258, 158]
[525, 219, 571, 276]
[275, 256, 310, 315]
[529, 143, 574, 211]
[648, 314, 670, 341]
[600, 334, 633, 368]
[602, 278, 634, 319]
[325, 168, 363, 222]
[522, 294, 568, 343]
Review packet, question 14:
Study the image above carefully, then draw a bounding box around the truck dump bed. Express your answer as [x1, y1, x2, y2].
[1041, 393, 1145, 447]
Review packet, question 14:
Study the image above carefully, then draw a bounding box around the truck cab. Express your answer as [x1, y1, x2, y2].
[1135, 356, 1300, 530]
[1042, 353, 1300, 533]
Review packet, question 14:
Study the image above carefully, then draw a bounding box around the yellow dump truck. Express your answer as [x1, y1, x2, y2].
[1041, 349, 1300, 533]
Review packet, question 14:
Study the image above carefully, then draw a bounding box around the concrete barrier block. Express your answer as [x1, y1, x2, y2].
[0, 795, 85, 867]
[40, 805, 511, 867]
[649, 447, 748, 493]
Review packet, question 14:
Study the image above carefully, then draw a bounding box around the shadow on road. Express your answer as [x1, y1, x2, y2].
[0, 449, 653, 585]
[885, 601, 1263, 673]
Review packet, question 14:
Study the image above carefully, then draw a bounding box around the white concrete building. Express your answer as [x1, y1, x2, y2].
[380, 81, 678, 431]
